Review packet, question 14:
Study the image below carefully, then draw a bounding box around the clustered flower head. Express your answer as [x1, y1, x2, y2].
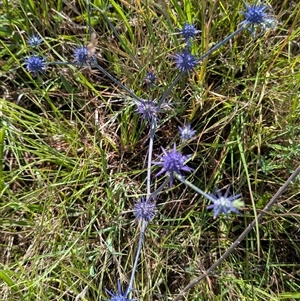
[173, 49, 199, 73]
[143, 70, 156, 87]
[179, 123, 196, 141]
[153, 144, 193, 186]
[241, 1, 276, 34]
[73, 45, 89, 66]
[106, 281, 135, 301]
[24, 55, 46, 75]
[207, 186, 244, 219]
[134, 198, 156, 222]
[27, 34, 43, 47]
[136, 98, 161, 121]
[180, 22, 201, 40]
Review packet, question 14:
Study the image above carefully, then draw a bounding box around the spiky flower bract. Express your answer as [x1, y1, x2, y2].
[143, 70, 156, 87]
[207, 186, 243, 219]
[24, 55, 46, 75]
[153, 144, 193, 186]
[180, 22, 200, 40]
[179, 124, 196, 141]
[27, 34, 43, 47]
[73, 46, 89, 66]
[106, 281, 135, 301]
[134, 198, 156, 222]
[136, 99, 160, 121]
[173, 49, 198, 73]
[241, 1, 276, 34]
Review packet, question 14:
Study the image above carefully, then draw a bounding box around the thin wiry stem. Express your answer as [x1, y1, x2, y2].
[176, 174, 216, 202]
[196, 25, 246, 63]
[158, 72, 183, 107]
[93, 64, 141, 102]
[149, 176, 170, 201]
[48, 61, 76, 65]
[173, 165, 300, 301]
[125, 220, 147, 297]
[146, 117, 156, 197]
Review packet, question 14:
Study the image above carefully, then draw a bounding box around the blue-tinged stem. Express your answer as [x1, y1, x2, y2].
[48, 61, 76, 65]
[150, 177, 170, 200]
[125, 220, 147, 297]
[196, 25, 246, 63]
[146, 117, 156, 197]
[93, 64, 141, 102]
[176, 174, 215, 203]
[158, 72, 184, 106]
[50, 60, 141, 102]
[158, 25, 246, 106]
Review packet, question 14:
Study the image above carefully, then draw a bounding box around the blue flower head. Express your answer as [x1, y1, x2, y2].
[179, 123, 196, 141]
[24, 55, 46, 75]
[207, 186, 244, 219]
[27, 34, 43, 47]
[106, 280, 135, 301]
[241, 1, 276, 34]
[73, 46, 89, 66]
[180, 22, 201, 40]
[143, 70, 156, 87]
[153, 144, 193, 186]
[136, 99, 160, 121]
[134, 198, 156, 222]
[173, 49, 198, 73]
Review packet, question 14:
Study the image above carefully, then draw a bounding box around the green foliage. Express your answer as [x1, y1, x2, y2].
[1, 0, 300, 300]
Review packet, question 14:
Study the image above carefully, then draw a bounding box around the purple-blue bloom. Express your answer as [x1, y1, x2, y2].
[179, 124, 196, 141]
[106, 280, 135, 301]
[241, 1, 276, 34]
[136, 99, 160, 121]
[180, 22, 201, 40]
[207, 186, 243, 219]
[73, 46, 89, 66]
[24, 55, 46, 75]
[153, 144, 193, 186]
[27, 34, 43, 47]
[173, 49, 198, 73]
[134, 198, 156, 222]
[143, 70, 156, 87]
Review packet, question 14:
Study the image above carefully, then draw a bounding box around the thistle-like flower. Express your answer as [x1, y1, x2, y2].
[173, 49, 198, 73]
[135, 99, 161, 121]
[143, 70, 156, 87]
[24, 55, 46, 75]
[106, 281, 135, 301]
[180, 22, 200, 40]
[153, 144, 193, 186]
[134, 198, 156, 222]
[27, 34, 43, 47]
[241, 1, 276, 34]
[207, 186, 243, 219]
[73, 46, 89, 66]
[179, 123, 196, 141]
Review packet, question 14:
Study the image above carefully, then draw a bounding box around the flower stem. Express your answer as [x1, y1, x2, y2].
[196, 25, 246, 63]
[125, 219, 147, 297]
[146, 117, 156, 197]
[176, 174, 215, 203]
[93, 64, 141, 102]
